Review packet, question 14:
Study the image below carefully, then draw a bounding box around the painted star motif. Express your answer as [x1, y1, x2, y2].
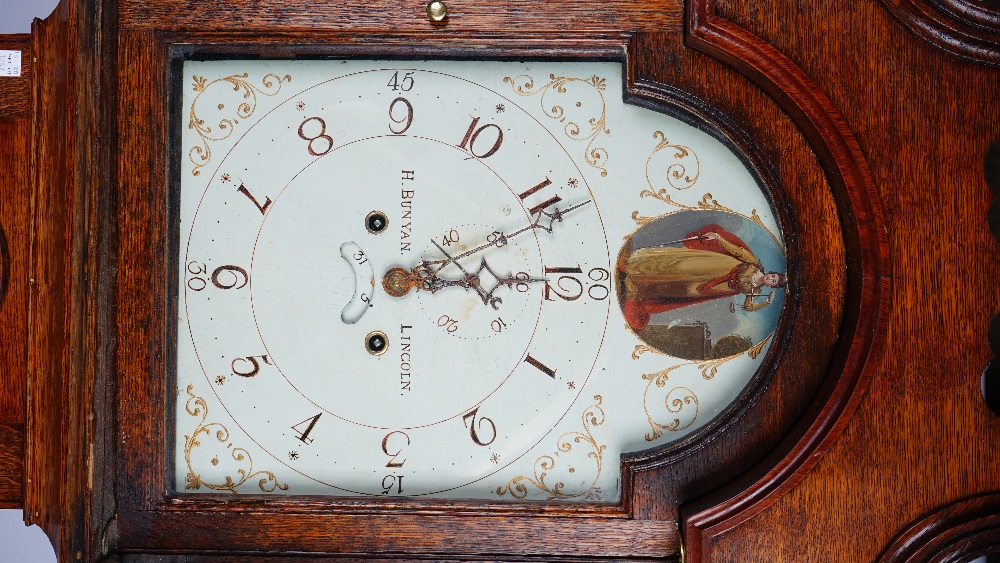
[567, 178, 579, 188]
[567, 381, 576, 390]
[288, 451, 299, 461]
[220, 173, 231, 183]
[296, 101, 305, 111]
[495, 103, 505, 113]
[215, 375, 226, 385]
[490, 453, 501, 464]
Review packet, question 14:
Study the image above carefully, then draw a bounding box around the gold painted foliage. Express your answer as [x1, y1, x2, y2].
[187, 72, 292, 176]
[503, 73, 611, 176]
[496, 396, 607, 501]
[182, 385, 288, 494]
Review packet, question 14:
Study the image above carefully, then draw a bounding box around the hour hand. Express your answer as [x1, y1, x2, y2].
[381, 260, 546, 310]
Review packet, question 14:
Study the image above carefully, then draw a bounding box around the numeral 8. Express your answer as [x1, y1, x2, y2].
[298, 116, 334, 156]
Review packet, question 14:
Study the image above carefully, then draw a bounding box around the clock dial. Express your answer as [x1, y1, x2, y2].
[175, 60, 787, 500]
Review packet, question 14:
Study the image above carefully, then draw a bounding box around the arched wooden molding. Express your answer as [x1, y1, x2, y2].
[681, 0, 889, 558]
[877, 0, 1000, 67]
[877, 493, 1000, 562]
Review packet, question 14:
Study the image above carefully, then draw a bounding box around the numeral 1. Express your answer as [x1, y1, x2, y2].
[291, 413, 322, 444]
[518, 177, 562, 216]
[523, 354, 557, 379]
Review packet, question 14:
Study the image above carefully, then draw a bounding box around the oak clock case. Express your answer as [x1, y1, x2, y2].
[173, 58, 789, 500]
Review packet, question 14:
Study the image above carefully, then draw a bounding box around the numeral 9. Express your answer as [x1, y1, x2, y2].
[388, 97, 413, 135]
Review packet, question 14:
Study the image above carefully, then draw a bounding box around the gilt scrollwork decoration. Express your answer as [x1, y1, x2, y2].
[183, 384, 288, 493]
[632, 192, 737, 226]
[188, 72, 292, 176]
[503, 74, 611, 176]
[632, 338, 770, 364]
[641, 366, 699, 441]
[497, 396, 606, 501]
[646, 130, 700, 191]
[747, 333, 771, 360]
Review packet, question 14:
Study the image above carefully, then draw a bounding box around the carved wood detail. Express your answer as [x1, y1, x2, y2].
[877, 0, 1000, 66]
[877, 493, 1000, 562]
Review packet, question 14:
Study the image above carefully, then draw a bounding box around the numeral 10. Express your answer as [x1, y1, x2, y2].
[458, 116, 503, 158]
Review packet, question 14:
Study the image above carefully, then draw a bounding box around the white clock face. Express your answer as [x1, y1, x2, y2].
[175, 59, 788, 501]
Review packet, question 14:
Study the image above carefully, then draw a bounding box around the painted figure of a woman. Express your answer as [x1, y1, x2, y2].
[619, 223, 786, 331]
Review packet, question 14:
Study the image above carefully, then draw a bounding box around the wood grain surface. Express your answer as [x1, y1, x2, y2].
[2, 0, 997, 560]
[687, 0, 1000, 559]
[0, 34, 33, 510]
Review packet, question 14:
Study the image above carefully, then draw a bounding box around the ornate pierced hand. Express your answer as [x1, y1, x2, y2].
[382, 199, 592, 308]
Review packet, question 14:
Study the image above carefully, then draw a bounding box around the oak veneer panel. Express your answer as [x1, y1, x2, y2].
[0, 116, 31, 509]
[117, 0, 682, 33]
[118, 511, 677, 559]
[0, 423, 24, 507]
[26, 0, 119, 558]
[0, 118, 31, 427]
[702, 0, 1000, 560]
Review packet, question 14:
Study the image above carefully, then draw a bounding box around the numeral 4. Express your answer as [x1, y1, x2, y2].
[291, 413, 322, 444]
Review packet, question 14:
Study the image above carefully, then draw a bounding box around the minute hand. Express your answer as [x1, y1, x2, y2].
[443, 199, 592, 266]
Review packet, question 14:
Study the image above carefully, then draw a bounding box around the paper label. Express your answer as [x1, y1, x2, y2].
[0, 51, 22, 77]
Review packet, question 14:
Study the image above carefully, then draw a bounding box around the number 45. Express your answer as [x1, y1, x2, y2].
[387, 71, 415, 92]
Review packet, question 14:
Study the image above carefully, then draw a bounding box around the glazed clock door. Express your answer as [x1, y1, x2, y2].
[174, 58, 788, 501]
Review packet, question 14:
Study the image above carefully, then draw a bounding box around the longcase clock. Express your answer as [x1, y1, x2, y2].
[0, 0, 998, 560]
